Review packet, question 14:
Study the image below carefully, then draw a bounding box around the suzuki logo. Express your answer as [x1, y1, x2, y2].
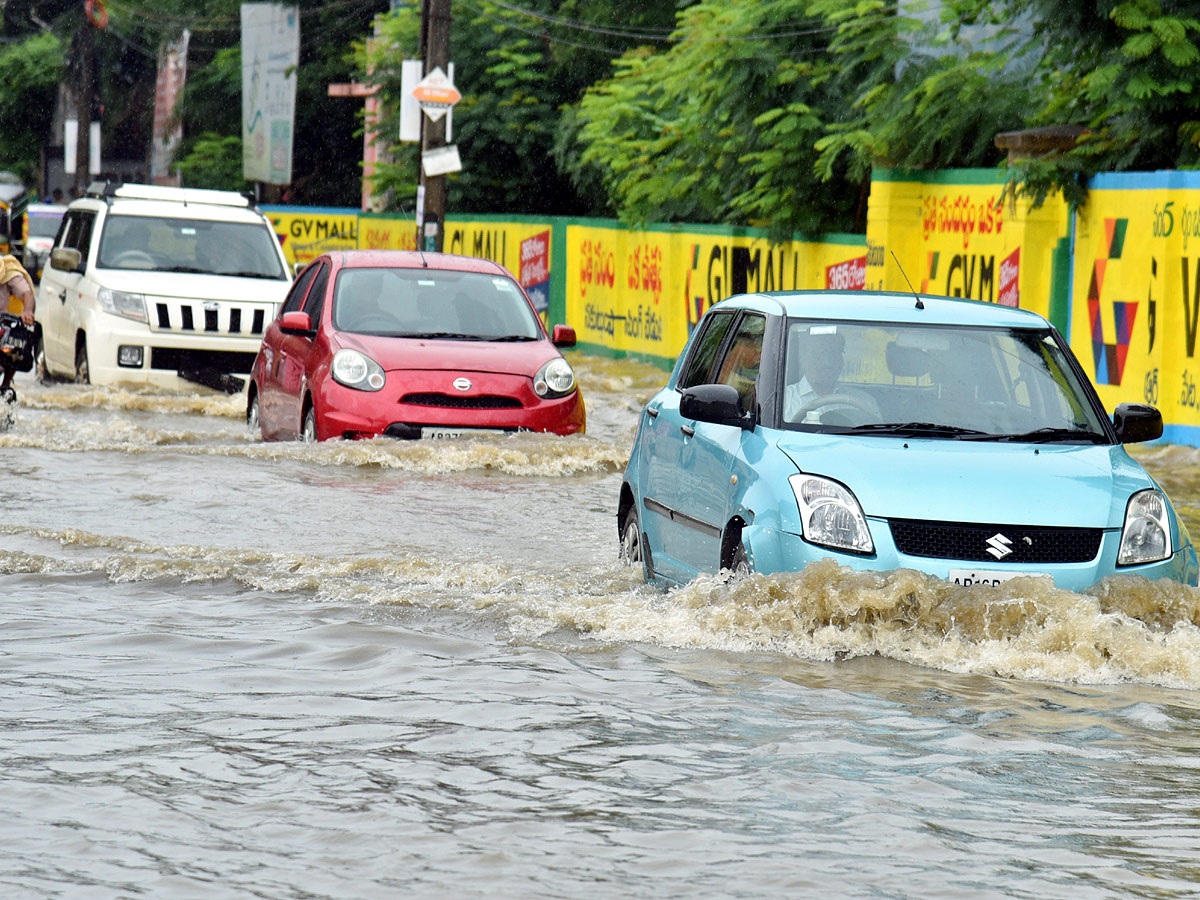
[986, 533, 1014, 560]
[452, 377, 472, 392]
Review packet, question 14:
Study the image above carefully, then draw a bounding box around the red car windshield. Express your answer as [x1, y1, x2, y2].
[333, 267, 542, 341]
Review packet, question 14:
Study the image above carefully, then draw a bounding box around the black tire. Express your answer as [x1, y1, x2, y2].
[302, 405, 318, 442]
[246, 390, 260, 435]
[74, 338, 89, 385]
[619, 505, 642, 567]
[34, 335, 50, 384]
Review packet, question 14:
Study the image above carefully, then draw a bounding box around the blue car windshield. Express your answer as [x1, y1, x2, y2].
[333, 267, 541, 340]
[780, 320, 1111, 441]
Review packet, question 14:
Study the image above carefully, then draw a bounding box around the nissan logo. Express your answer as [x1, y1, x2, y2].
[452, 377, 472, 392]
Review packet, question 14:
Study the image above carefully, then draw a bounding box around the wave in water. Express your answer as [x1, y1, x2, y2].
[5, 526, 1200, 690]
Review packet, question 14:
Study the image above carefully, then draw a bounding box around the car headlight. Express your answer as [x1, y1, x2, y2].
[331, 348, 385, 392]
[789, 474, 874, 555]
[534, 357, 575, 398]
[1118, 489, 1172, 565]
[97, 288, 147, 322]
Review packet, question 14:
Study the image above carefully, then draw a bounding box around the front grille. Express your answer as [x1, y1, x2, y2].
[153, 300, 269, 336]
[149, 348, 258, 375]
[889, 518, 1103, 564]
[401, 392, 522, 409]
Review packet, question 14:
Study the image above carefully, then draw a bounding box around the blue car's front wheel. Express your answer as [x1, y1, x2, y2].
[619, 506, 642, 568]
[730, 543, 750, 578]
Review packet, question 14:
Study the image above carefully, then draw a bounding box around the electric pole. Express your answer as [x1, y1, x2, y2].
[73, 7, 95, 197]
[419, 0, 451, 252]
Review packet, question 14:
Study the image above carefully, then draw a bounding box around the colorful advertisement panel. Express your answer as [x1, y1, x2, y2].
[566, 223, 865, 364]
[1067, 172, 1200, 443]
[867, 170, 1069, 325]
[265, 207, 358, 267]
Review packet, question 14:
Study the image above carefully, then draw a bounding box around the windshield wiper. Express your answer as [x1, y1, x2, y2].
[216, 269, 284, 280]
[991, 427, 1108, 444]
[487, 334, 538, 342]
[838, 421, 990, 438]
[396, 331, 487, 340]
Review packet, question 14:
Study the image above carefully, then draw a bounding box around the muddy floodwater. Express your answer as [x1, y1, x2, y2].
[3, 354, 1200, 899]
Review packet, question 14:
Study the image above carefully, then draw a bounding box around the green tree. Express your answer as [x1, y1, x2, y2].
[0, 31, 66, 184]
[366, 0, 681, 217]
[566, 0, 1034, 237]
[1006, 0, 1200, 207]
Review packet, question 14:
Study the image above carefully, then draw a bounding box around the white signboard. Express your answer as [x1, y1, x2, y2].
[241, 3, 299, 185]
[421, 144, 462, 177]
[412, 66, 461, 123]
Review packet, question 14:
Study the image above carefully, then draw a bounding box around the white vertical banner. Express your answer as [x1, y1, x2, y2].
[151, 30, 191, 186]
[88, 121, 102, 175]
[64, 119, 78, 174]
[241, 3, 299, 185]
[399, 59, 422, 143]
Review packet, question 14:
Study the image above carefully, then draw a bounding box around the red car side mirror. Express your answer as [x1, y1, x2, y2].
[279, 310, 314, 336]
[551, 324, 576, 348]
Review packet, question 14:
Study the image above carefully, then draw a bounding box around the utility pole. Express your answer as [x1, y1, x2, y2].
[73, 7, 95, 197]
[419, 0, 451, 252]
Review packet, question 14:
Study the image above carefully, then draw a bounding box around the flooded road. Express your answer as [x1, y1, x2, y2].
[3, 355, 1200, 899]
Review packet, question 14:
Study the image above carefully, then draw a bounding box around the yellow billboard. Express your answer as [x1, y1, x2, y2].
[265, 208, 358, 267]
[565, 223, 865, 362]
[866, 171, 1068, 322]
[1067, 174, 1200, 439]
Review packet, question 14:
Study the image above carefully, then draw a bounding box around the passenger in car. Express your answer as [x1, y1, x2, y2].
[784, 329, 881, 425]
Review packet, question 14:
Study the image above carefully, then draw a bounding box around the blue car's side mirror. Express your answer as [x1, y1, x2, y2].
[1113, 403, 1162, 444]
[680, 384, 754, 430]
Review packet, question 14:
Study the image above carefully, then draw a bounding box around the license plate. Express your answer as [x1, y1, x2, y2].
[947, 568, 1025, 587]
[420, 427, 504, 440]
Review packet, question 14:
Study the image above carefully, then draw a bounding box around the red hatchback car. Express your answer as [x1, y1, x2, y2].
[248, 250, 585, 441]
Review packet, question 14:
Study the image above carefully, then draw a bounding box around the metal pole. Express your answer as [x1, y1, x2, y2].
[419, 0, 450, 252]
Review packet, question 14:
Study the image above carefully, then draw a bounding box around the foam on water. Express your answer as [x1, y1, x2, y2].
[7, 524, 1200, 690]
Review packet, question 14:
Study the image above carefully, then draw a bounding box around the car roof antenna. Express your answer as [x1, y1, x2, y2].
[891, 250, 924, 310]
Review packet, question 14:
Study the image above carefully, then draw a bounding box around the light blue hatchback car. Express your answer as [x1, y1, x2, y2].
[618, 291, 1199, 591]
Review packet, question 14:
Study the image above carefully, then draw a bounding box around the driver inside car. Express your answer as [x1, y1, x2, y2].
[783, 328, 881, 425]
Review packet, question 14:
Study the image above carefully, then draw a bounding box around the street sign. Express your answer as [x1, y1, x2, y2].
[422, 144, 462, 177]
[412, 66, 460, 122]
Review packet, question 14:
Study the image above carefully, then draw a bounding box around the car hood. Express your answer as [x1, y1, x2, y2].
[775, 432, 1156, 528]
[93, 269, 291, 302]
[333, 332, 560, 376]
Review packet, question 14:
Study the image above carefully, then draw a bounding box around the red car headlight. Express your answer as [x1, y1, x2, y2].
[331, 349, 385, 391]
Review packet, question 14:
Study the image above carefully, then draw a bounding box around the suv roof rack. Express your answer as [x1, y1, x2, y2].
[83, 181, 256, 210]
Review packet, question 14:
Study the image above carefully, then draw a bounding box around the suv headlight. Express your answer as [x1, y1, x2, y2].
[1118, 489, 1172, 565]
[331, 348, 385, 391]
[789, 474, 874, 555]
[534, 357, 576, 398]
[97, 288, 147, 322]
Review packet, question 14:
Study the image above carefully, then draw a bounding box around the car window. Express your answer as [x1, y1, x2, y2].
[303, 263, 329, 325]
[781, 319, 1110, 438]
[280, 263, 320, 315]
[95, 214, 286, 278]
[678, 310, 735, 389]
[59, 210, 96, 265]
[332, 267, 541, 339]
[714, 314, 765, 410]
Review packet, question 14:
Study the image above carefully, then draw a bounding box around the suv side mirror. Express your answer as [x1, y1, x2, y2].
[279, 310, 315, 337]
[551, 324, 576, 348]
[1113, 402, 1162, 443]
[50, 247, 82, 273]
[679, 384, 754, 430]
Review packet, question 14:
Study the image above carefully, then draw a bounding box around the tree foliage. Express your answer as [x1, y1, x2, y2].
[0, 31, 65, 184]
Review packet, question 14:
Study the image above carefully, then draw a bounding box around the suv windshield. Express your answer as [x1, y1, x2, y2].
[781, 319, 1111, 442]
[96, 214, 286, 279]
[333, 267, 541, 340]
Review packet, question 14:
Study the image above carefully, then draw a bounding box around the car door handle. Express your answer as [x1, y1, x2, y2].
[646, 407, 659, 419]
[680, 424, 695, 437]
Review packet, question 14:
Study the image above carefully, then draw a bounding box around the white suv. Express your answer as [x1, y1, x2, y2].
[37, 182, 292, 392]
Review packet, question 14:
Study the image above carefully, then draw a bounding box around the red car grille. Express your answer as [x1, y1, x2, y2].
[401, 392, 522, 409]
